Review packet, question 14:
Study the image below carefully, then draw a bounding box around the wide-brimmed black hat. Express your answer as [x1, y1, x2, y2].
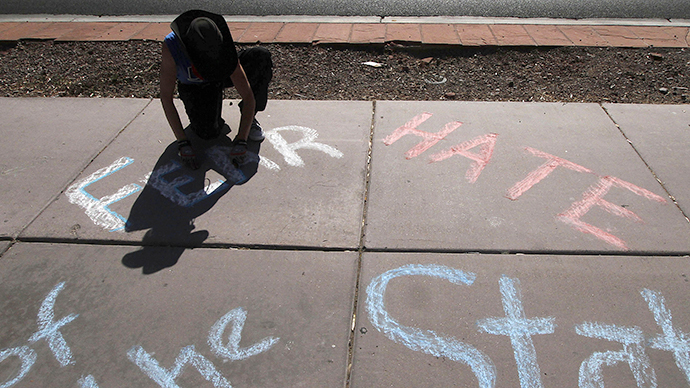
[171, 10, 238, 82]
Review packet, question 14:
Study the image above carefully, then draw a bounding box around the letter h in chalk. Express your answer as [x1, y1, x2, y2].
[383, 112, 461, 159]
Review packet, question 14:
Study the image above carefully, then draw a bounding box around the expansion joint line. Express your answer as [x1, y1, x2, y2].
[345, 100, 376, 388]
[600, 104, 690, 224]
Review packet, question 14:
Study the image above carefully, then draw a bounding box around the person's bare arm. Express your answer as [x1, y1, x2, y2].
[160, 43, 187, 141]
[229, 63, 256, 142]
[161, 43, 198, 169]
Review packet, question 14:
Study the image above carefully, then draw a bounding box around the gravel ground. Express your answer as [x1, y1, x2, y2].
[1, 40, 689, 104]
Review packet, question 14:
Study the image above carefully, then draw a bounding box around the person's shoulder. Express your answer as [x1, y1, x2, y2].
[164, 31, 177, 43]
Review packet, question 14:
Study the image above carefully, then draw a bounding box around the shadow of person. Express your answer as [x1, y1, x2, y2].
[122, 126, 261, 274]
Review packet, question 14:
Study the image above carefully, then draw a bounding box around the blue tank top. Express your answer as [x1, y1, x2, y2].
[164, 32, 206, 85]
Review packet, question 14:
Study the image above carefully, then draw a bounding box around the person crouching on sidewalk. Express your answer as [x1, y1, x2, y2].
[160, 9, 273, 169]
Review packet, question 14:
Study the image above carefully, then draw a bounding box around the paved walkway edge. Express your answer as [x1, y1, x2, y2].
[0, 15, 689, 47]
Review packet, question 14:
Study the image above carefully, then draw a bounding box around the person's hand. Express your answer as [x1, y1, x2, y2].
[230, 139, 247, 166]
[177, 139, 199, 170]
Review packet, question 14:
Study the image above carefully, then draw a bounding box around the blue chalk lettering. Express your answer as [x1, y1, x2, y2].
[642, 288, 690, 384]
[366, 264, 496, 388]
[575, 322, 656, 388]
[477, 276, 555, 388]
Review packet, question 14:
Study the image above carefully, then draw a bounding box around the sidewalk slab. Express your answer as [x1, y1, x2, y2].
[0, 98, 150, 239]
[489, 24, 536, 46]
[523, 25, 574, 46]
[94, 22, 150, 41]
[557, 25, 610, 46]
[238, 22, 283, 44]
[0, 242, 356, 387]
[603, 104, 690, 217]
[313, 23, 352, 44]
[274, 22, 318, 43]
[353, 252, 690, 388]
[24, 100, 371, 249]
[591, 25, 647, 47]
[350, 23, 387, 44]
[420, 24, 461, 45]
[18, 22, 77, 40]
[456, 24, 499, 46]
[54, 22, 115, 41]
[0, 22, 51, 40]
[129, 22, 169, 41]
[366, 101, 690, 253]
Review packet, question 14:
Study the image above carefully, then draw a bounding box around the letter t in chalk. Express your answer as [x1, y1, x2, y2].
[477, 276, 555, 388]
[28, 282, 79, 367]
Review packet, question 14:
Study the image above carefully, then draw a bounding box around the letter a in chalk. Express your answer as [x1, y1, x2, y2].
[429, 133, 499, 183]
[28, 282, 79, 367]
[477, 276, 555, 388]
[208, 307, 279, 361]
[382, 112, 461, 159]
[366, 264, 496, 388]
[575, 322, 656, 388]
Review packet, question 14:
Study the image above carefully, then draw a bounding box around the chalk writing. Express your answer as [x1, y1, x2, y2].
[27, 282, 78, 367]
[642, 289, 690, 384]
[557, 176, 667, 250]
[65, 157, 142, 232]
[506, 147, 593, 200]
[366, 264, 497, 388]
[147, 161, 228, 208]
[208, 307, 279, 361]
[66, 126, 343, 229]
[506, 147, 667, 250]
[0, 347, 36, 388]
[127, 345, 232, 388]
[383, 113, 670, 250]
[78, 375, 99, 388]
[382, 112, 461, 159]
[575, 322, 656, 388]
[0, 282, 278, 387]
[366, 265, 690, 388]
[477, 276, 555, 388]
[0, 282, 77, 388]
[263, 125, 344, 170]
[129, 306, 278, 388]
[429, 133, 499, 183]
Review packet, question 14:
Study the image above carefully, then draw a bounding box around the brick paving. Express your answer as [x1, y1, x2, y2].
[0, 20, 688, 47]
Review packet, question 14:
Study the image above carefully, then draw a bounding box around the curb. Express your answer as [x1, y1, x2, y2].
[0, 15, 689, 47]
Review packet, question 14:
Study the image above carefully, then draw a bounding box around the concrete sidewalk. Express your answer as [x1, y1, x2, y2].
[0, 97, 689, 387]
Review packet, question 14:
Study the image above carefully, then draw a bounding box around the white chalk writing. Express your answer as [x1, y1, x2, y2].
[78, 375, 100, 388]
[127, 345, 232, 388]
[27, 282, 79, 367]
[208, 307, 279, 361]
[0, 347, 36, 388]
[65, 157, 141, 232]
[0, 283, 278, 388]
[264, 125, 343, 169]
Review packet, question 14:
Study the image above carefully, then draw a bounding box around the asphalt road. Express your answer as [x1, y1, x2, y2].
[1, 0, 689, 20]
